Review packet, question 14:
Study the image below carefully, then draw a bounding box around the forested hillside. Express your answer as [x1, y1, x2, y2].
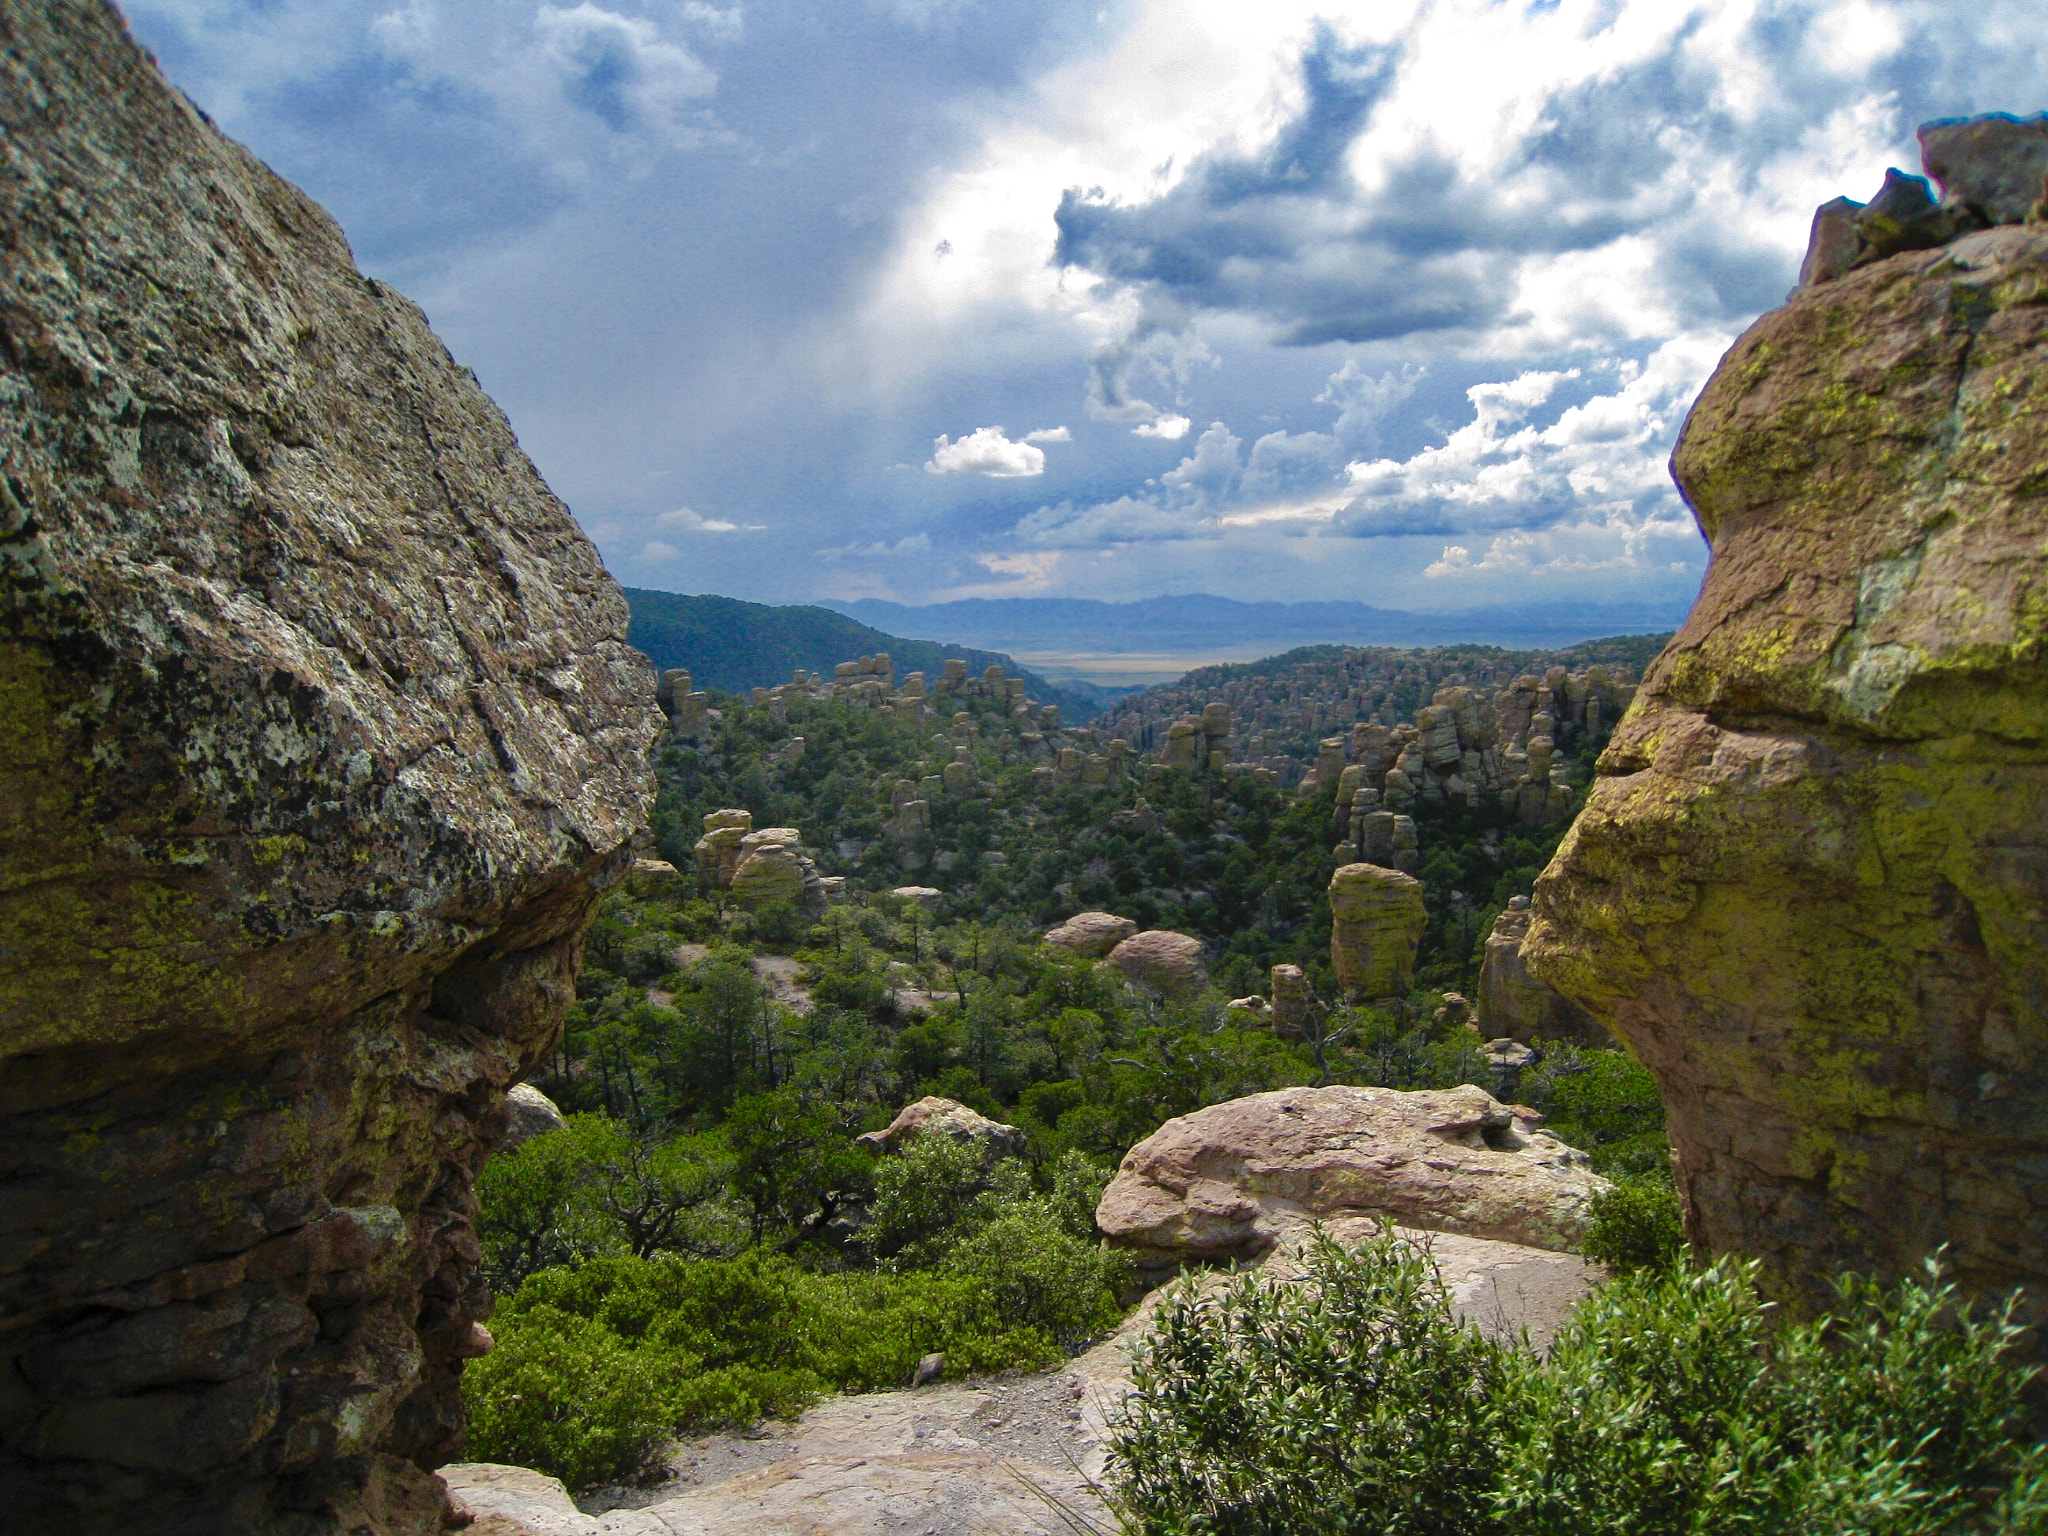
[623, 588, 1128, 718]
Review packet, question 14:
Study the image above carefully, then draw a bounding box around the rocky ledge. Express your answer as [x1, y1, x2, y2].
[1528, 113, 2048, 1346]
[0, 3, 659, 1530]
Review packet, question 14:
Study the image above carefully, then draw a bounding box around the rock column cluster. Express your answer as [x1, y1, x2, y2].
[1528, 112, 2048, 1348]
[692, 810, 832, 911]
[0, 6, 661, 1530]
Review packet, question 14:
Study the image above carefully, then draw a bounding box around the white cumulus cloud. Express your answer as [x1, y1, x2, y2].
[926, 425, 1060, 477]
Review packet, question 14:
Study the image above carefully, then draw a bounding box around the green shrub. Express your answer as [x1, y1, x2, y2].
[467, 1227, 1132, 1489]
[1106, 1227, 2048, 1536]
[1581, 1178, 1686, 1275]
[1111, 1227, 1507, 1535]
[861, 1134, 1031, 1266]
[462, 1304, 680, 1490]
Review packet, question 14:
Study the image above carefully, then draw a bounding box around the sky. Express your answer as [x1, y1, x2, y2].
[127, 0, 2048, 613]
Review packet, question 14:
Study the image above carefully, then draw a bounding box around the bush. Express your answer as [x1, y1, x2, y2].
[467, 1226, 1132, 1489]
[861, 1134, 1031, 1266]
[1580, 1178, 1686, 1275]
[1107, 1227, 2048, 1536]
[462, 1305, 680, 1490]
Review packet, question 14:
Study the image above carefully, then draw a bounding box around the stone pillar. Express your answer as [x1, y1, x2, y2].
[1328, 863, 1427, 1000]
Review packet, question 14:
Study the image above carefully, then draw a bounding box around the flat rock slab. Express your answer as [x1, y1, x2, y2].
[444, 1226, 1601, 1536]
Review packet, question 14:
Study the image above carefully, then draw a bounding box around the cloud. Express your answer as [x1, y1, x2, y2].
[533, 4, 717, 142]
[657, 506, 761, 533]
[1133, 414, 1190, 439]
[926, 425, 1060, 476]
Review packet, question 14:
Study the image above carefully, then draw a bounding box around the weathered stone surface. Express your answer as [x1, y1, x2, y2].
[728, 829, 807, 909]
[447, 1220, 1600, 1536]
[1041, 910, 1138, 958]
[1920, 112, 2048, 226]
[1268, 963, 1320, 1042]
[1328, 863, 1427, 999]
[502, 1086, 569, 1153]
[693, 809, 753, 892]
[1107, 930, 1209, 999]
[0, 6, 660, 1529]
[1095, 1085, 1605, 1273]
[1527, 212, 2048, 1345]
[854, 1097, 1026, 1159]
[1477, 899, 1605, 1045]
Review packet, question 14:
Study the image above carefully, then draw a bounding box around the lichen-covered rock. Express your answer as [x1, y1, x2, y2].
[1042, 911, 1138, 958]
[1095, 1085, 1605, 1274]
[1527, 211, 2048, 1344]
[0, 5, 660, 1529]
[694, 808, 754, 892]
[729, 828, 807, 909]
[1328, 863, 1426, 999]
[854, 1097, 1026, 1160]
[1107, 930, 1209, 999]
[1476, 899, 1605, 1045]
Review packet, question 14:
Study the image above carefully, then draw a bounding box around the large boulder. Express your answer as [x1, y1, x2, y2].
[855, 1097, 1026, 1159]
[501, 1085, 569, 1153]
[729, 828, 808, 909]
[1107, 929, 1209, 999]
[1527, 155, 2048, 1343]
[1328, 863, 1427, 999]
[1042, 910, 1139, 958]
[1476, 899, 1606, 1045]
[0, 6, 659, 1530]
[1095, 1085, 1606, 1274]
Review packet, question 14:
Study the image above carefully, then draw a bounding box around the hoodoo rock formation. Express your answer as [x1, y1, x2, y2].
[1528, 113, 2048, 1343]
[1328, 863, 1427, 1000]
[0, 5, 659, 1532]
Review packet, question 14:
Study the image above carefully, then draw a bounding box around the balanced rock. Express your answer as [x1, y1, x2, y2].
[855, 1097, 1026, 1160]
[1477, 898, 1605, 1045]
[502, 1085, 569, 1152]
[1328, 863, 1427, 999]
[1095, 1085, 1605, 1273]
[729, 827, 808, 909]
[1107, 930, 1209, 999]
[1043, 911, 1139, 958]
[1528, 188, 2048, 1344]
[695, 807, 755, 891]
[1268, 963, 1320, 1042]
[0, 7, 659, 1528]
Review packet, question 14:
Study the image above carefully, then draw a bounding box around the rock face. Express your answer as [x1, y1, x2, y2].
[1042, 911, 1139, 958]
[0, 6, 659, 1530]
[854, 1097, 1026, 1159]
[1476, 899, 1605, 1045]
[1107, 930, 1209, 999]
[1528, 125, 2048, 1343]
[1327, 863, 1427, 999]
[1095, 1085, 1605, 1274]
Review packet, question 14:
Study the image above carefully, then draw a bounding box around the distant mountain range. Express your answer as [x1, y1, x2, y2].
[621, 590, 1132, 719]
[821, 595, 1692, 657]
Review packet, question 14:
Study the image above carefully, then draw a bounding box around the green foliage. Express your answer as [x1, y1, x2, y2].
[475, 1114, 738, 1290]
[1581, 1179, 1686, 1275]
[463, 1304, 683, 1490]
[1112, 1228, 1509, 1535]
[1108, 1229, 2048, 1536]
[470, 1228, 1130, 1488]
[863, 1135, 1031, 1266]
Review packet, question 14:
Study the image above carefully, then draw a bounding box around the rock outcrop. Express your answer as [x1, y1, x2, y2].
[1107, 930, 1209, 999]
[854, 1097, 1026, 1159]
[0, 6, 661, 1531]
[1476, 899, 1605, 1045]
[1328, 863, 1427, 999]
[1042, 911, 1139, 958]
[1095, 1085, 1605, 1274]
[1527, 114, 2048, 1343]
[502, 1086, 570, 1153]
